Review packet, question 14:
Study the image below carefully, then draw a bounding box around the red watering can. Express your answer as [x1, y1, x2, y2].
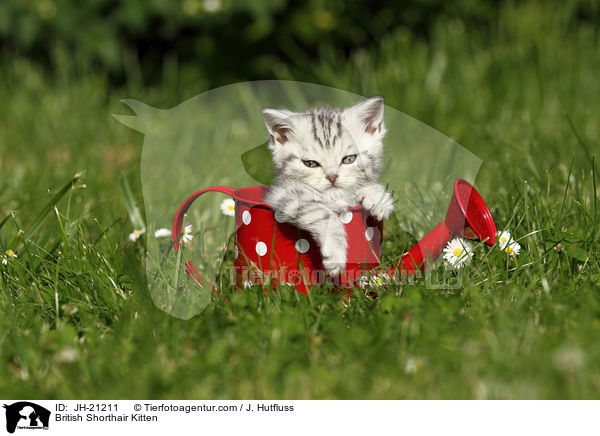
[392, 178, 496, 276]
[172, 179, 496, 294]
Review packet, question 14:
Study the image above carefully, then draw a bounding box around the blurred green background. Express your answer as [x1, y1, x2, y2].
[1, 0, 599, 399]
[2, 0, 596, 89]
[0, 0, 529, 86]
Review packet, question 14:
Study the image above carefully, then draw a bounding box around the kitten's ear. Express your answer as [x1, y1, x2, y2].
[262, 109, 292, 144]
[351, 96, 384, 134]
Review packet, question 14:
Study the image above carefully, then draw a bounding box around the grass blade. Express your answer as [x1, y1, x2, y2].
[566, 113, 594, 167]
[119, 173, 145, 229]
[18, 172, 82, 249]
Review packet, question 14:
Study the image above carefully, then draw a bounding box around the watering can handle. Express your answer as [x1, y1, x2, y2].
[172, 186, 235, 251]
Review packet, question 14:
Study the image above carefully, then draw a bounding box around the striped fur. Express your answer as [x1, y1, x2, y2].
[262, 97, 394, 275]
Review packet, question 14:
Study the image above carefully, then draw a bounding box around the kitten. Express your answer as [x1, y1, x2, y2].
[262, 96, 394, 276]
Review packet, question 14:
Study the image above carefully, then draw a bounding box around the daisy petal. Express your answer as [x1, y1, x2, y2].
[496, 230, 514, 250]
[443, 238, 474, 269]
[220, 198, 236, 217]
[182, 224, 194, 244]
[128, 228, 146, 242]
[505, 241, 521, 256]
[154, 228, 172, 238]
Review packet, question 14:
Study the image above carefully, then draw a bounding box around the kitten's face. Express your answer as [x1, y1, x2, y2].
[262, 97, 386, 193]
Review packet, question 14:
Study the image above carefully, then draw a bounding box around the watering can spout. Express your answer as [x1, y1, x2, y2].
[393, 179, 497, 276]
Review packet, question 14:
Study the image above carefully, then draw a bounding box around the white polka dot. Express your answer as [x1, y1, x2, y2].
[365, 227, 375, 241]
[255, 241, 267, 256]
[234, 245, 239, 259]
[340, 210, 353, 224]
[274, 211, 286, 223]
[242, 210, 252, 225]
[295, 239, 310, 254]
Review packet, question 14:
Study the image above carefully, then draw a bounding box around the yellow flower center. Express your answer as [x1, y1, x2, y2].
[6, 250, 15, 258]
[375, 277, 383, 284]
[134, 230, 142, 237]
[453, 248, 463, 257]
[227, 204, 234, 211]
[501, 237, 507, 242]
[506, 246, 513, 254]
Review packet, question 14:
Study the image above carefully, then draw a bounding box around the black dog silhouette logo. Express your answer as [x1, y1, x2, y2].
[3, 402, 50, 433]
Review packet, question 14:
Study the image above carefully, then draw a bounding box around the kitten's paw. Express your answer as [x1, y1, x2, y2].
[322, 257, 346, 276]
[321, 245, 347, 276]
[361, 190, 394, 221]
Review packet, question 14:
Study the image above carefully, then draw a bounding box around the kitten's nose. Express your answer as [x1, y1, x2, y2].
[326, 174, 338, 185]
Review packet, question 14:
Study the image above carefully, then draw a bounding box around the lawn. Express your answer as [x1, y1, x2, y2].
[1, 2, 599, 399]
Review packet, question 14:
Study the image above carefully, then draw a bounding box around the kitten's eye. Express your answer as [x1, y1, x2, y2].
[302, 160, 320, 168]
[341, 154, 357, 164]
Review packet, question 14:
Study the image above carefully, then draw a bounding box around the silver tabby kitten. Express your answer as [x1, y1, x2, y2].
[262, 96, 394, 276]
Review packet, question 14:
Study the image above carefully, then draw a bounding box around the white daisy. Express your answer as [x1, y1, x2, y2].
[128, 228, 146, 242]
[405, 356, 424, 374]
[243, 280, 253, 289]
[496, 230, 521, 256]
[442, 238, 474, 269]
[505, 240, 521, 256]
[371, 273, 391, 287]
[154, 228, 172, 238]
[358, 275, 370, 289]
[182, 224, 194, 244]
[357, 272, 392, 288]
[2, 250, 17, 265]
[220, 198, 235, 217]
[496, 230, 514, 250]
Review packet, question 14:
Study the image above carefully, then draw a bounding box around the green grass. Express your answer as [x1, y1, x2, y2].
[1, 2, 599, 399]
